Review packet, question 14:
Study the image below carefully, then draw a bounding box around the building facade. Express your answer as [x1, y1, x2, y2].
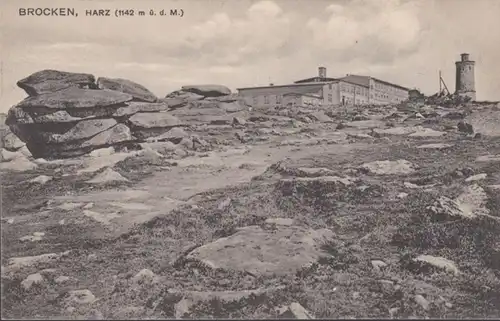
[237, 67, 410, 107]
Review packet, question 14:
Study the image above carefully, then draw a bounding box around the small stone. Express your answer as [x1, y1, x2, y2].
[174, 298, 193, 319]
[55, 276, 71, 284]
[389, 307, 400, 317]
[397, 192, 409, 199]
[59, 219, 65, 225]
[66, 306, 76, 313]
[371, 260, 388, 271]
[7, 218, 14, 224]
[414, 294, 430, 311]
[465, 173, 487, 182]
[445, 302, 453, 309]
[83, 203, 94, 209]
[21, 273, 44, 290]
[352, 292, 360, 300]
[64, 289, 96, 305]
[217, 197, 232, 210]
[132, 268, 158, 284]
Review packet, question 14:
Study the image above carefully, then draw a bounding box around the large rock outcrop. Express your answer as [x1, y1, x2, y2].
[16, 69, 96, 96]
[5, 70, 241, 159]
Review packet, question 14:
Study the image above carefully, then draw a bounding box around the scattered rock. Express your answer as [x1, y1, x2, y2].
[86, 168, 129, 184]
[131, 268, 159, 284]
[417, 143, 454, 150]
[409, 128, 446, 137]
[58, 202, 85, 210]
[184, 223, 334, 276]
[63, 289, 96, 305]
[83, 210, 120, 225]
[397, 192, 409, 199]
[29, 175, 53, 185]
[414, 294, 430, 311]
[413, 255, 460, 275]
[174, 298, 193, 319]
[465, 173, 487, 182]
[371, 260, 388, 271]
[55, 276, 71, 284]
[2, 251, 71, 274]
[265, 217, 295, 226]
[360, 159, 417, 175]
[21, 273, 44, 290]
[217, 197, 232, 210]
[278, 302, 315, 319]
[88, 147, 115, 157]
[2, 132, 25, 151]
[476, 154, 500, 162]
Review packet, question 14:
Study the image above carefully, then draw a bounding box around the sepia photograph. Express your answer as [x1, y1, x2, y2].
[1, 0, 500, 319]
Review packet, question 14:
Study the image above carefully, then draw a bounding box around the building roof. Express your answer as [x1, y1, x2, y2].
[294, 76, 339, 84]
[339, 75, 370, 88]
[237, 82, 329, 91]
[340, 74, 410, 91]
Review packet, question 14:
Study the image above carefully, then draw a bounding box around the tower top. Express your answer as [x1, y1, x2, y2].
[460, 53, 471, 62]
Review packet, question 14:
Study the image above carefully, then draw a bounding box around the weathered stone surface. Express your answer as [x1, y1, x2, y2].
[97, 77, 158, 102]
[181, 85, 231, 97]
[17, 70, 96, 96]
[113, 102, 169, 117]
[360, 159, 417, 175]
[2, 131, 25, 151]
[42, 124, 133, 158]
[128, 112, 182, 129]
[14, 88, 133, 110]
[413, 255, 460, 275]
[42, 119, 118, 144]
[164, 90, 205, 102]
[184, 223, 334, 276]
[145, 127, 189, 143]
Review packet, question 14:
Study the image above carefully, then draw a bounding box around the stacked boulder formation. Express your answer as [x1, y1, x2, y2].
[5, 70, 246, 159]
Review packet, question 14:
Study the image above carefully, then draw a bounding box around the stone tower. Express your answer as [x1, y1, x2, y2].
[455, 53, 476, 101]
[318, 66, 327, 78]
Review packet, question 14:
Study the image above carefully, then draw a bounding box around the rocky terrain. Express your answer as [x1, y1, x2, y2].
[1, 70, 500, 319]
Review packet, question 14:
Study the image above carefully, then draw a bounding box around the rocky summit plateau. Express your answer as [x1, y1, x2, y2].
[1, 69, 500, 320]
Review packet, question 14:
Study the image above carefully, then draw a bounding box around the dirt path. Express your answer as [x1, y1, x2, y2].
[50, 142, 362, 235]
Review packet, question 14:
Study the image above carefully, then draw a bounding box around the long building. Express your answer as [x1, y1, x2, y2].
[237, 67, 410, 107]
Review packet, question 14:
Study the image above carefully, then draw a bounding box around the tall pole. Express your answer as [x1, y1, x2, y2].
[439, 70, 442, 94]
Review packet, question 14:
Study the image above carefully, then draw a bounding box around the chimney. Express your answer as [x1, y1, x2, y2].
[318, 66, 327, 78]
[461, 53, 470, 62]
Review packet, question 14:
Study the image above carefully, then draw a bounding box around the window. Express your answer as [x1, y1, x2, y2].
[264, 95, 269, 104]
[276, 95, 282, 104]
[253, 97, 258, 105]
[328, 93, 332, 103]
[329, 84, 332, 90]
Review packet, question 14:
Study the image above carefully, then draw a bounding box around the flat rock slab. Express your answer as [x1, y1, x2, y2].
[409, 128, 446, 137]
[128, 112, 183, 129]
[113, 102, 169, 117]
[44, 119, 118, 144]
[413, 255, 460, 275]
[185, 223, 334, 276]
[97, 77, 157, 102]
[17, 69, 96, 96]
[2, 251, 72, 275]
[373, 126, 422, 136]
[14, 88, 133, 109]
[345, 120, 385, 129]
[360, 159, 417, 175]
[417, 143, 454, 150]
[476, 154, 500, 162]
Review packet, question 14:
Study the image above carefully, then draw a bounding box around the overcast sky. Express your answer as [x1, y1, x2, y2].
[1, 0, 499, 112]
